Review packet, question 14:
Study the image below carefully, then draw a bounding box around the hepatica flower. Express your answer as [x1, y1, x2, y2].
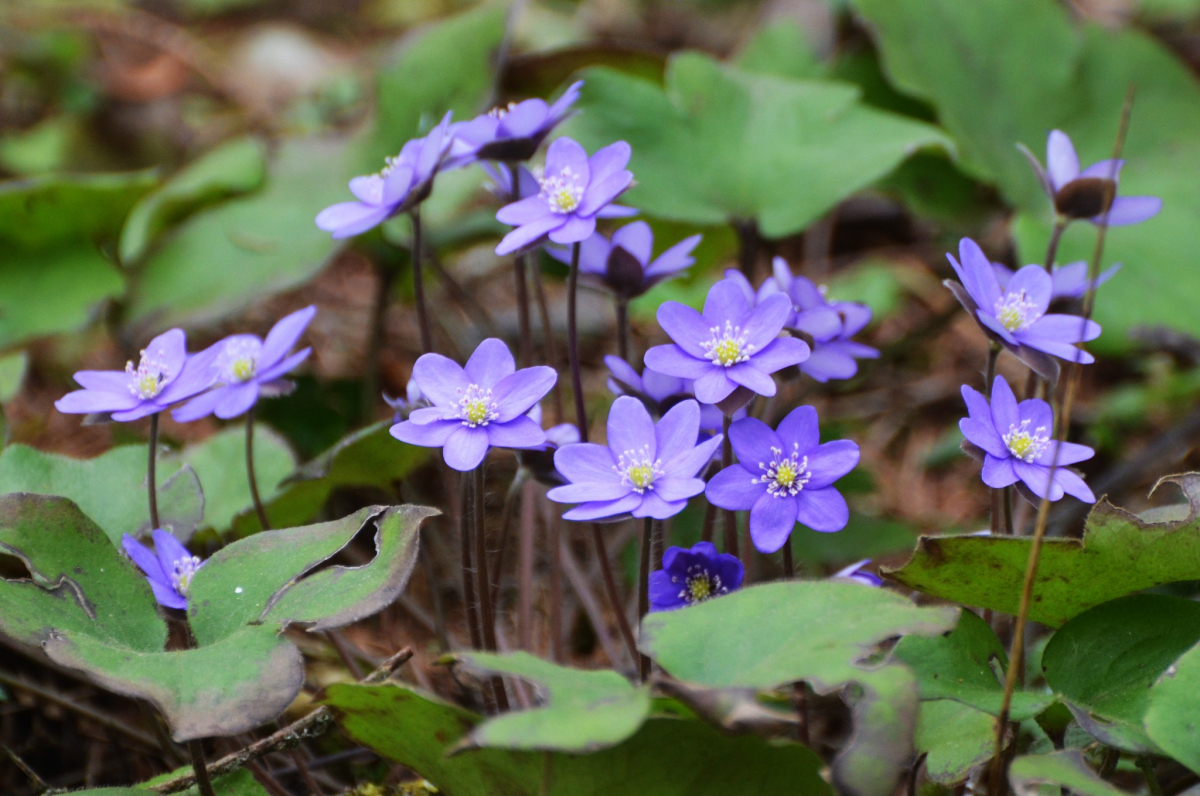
[644, 278, 809, 405]
[706, 406, 859, 553]
[516, 404, 581, 487]
[55, 329, 212, 422]
[648, 541, 744, 612]
[121, 529, 205, 610]
[447, 81, 583, 166]
[495, 137, 634, 256]
[832, 559, 882, 587]
[172, 306, 316, 422]
[993, 260, 1120, 303]
[316, 112, 454, 239]
[391, 338, 556, 471]
[604, 355, 727, 434]
[960, 375, 1095, 503]
[947, 238, 1101, 365]
[548, 222, 701, 300]
[548, 396, 722, 521]
[1021, 129, 1161, 225]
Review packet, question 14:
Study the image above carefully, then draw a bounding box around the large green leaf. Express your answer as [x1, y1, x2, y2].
[136, 767, 268, 796]
[894, 608, 1053, 720]
[567, 52, 950, 238]
[639, 580, 957, 796]
[0, 493, 166, 650]
[120, 136, 266, 265]
[130, 138, 348, 326]
[0, 169, 157, 247]
[1146, 636, 1200, 773]
[1008, 750, 1129, 796]
[452, 652, 651, 753]
[1042, 594, 1200, 753]
[887, 473, 1200, 627]
[915, 700, 997, 786]
[174, 424, 295, 533]
[326, 682, 832, 796]
[0, 244, 124, 349]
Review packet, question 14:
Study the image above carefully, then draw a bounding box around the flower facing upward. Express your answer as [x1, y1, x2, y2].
[993, 260, 1121, 303]
[644, 279, 809, 405]
[447, 81, 583, 166]
[1021, 129, 1161, 225]
[172, 306, 316, 422]
[959, 375, 1095, 504]
[391, 338, 557, 471]
[648, 541, 744, 612]
[548, 222, 701, 300]
[705, 406, 859, 554]
[55, 329, 214, 422]
[494, 137, 634, 256]
[547, 396, 722, 521]
[316, 112, 455, 239]
[121, 529, 205, 610]
[946, 238, 1101, 367]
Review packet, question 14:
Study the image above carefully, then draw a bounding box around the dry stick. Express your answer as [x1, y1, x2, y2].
[989, 85, 1136, 796]
[474, 466, 510, 711]
[0, 670, 162, 751]
[148, 413, 161, 529]
[151, 649, 414, 793]
[409, 206, 434, 355]
[3, 744, 48, 792]
[637, 517, 653, 682]
[530, 258, 565, 422]
[518, 479, 537, 651]
[721, 414, 740, 563]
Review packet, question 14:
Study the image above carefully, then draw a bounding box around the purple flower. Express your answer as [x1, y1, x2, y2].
[548, 222, 701, 300]
[946, 238, 1101, 370]
[481, 162, 540, 202]
[604, 355, 727, 433]
[648, 541, 744, 612]
[495, 137, 634, 256]
[993, 260, 1121, 303]
[832, 559, 882, 587]
[1021, 129, 1161, 225]
[547, 396, 722, 521]
[384, 379, 425, 424]
[55, 329, 214, 422]
[516, 404, 581, 487]
[316, 113, 454, 239]
[446, 82, 583, 166]
[644, 278, 810, 406]
[959, 375, 1095, 504]
[172, 306, 316, 422]
[121, 529, 205, 610]
[705, 406, 859, 554]
[390, 338, 557, 472]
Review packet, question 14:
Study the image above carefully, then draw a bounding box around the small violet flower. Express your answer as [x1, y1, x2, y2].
[706, 406, 859, 554]
[832, 559, 882, 587]
[644, 278, 810, 406]
[547, 396, 722, 521]
[172, 306, 316, 422]
[604, 355, 729, 434]
[648, 541, 744, 612]
[447, 81, 583, 166]
[946, 238, 1101, 367]
[55, 329, 213, 422]
[121, 529, 205, 610]
[993, 260, 1121, 303]
[384, 379, 426, 424]
[960, 375, 1095, 504]
[495, 137, 634, 256]
[316, 112, 454, 239]
[516, 404, 581, 487]
[548, 221, 701, 301]
[391, 338, 557, 471]
[1021, 129, 1161, 225]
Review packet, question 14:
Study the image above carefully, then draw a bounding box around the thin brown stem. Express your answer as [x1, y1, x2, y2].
[246, 406, 270, 531]
[488, 473, 525, 613]
[700, 499, 717, 544]
[518, 479, 537, 651]
[530, 257, 564, 422]
[460, 473, 483, 652]
[737, 219, 759, 278]
[2, 745, 48, 792]
[549, 512, 564, 662]
[567, 242, 588, 440]
[637, 517, 652, 682]
[188, 741, 217, 796]
[591, 523, 639, 668]
[410, 206, 433, 355]
[782, 542, 794, 579]
[721, 414, 740, 563]
[508, 163, 533, 367]
[475, 466, 509, 711]
[616, 299, 630, 363]
[1043, 219, 1067, 272]
[148, 412, 160, 529]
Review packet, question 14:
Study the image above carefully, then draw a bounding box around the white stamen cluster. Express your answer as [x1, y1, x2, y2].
[125, 350, 170, 400]
[670, 564, 729, 605]
[1003, 419, 1050, 463]
[488, 102, 518, 119]
[994, 290, 1040, 332]
[614, 445, 663, 494]
[701, 321, 755, 367]
[171, 555, 202, 597]
[457, 384, 500, 428]
[539, 166, 584, 214]
[217, 338, 260, 384]
[753, 443, 812, 498]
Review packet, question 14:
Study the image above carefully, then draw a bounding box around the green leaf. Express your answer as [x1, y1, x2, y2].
[358, 3, 507, 171]
[1146, 636, 1200, 772]
[894, 608, 1054, 720]
[130, 138, 348, 326]
[915, 700, 997, 786]
[44, 624, 303, 743]
[135, 767, 268, 796]
[0, 494, 166, 651]
[0, 349, 27, 401]
[1042, 594, 1200, 753]
[120, 136, 266, 265]
[568, 52, 950, 238]
[174, 424, 295, 533]
[887, 473, 1200, 627]
[326, 682, 832, 796]
[0, 169, 157, 247]
[639, 580, 957, 796]
[452, 652, 651, 753]
[735, 20, 827, 80]
[1008, 750, 1129, 796]
[0, 244, 124, 349]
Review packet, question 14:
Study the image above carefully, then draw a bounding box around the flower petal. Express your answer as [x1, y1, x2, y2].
[1098, 195, 1161, 226]
[485, 416, 546, 449]
[443, 426, 490, 471]
[702, 279, 752, 326]
[171, 388, 224, 423]
[492, 367, 556, 421]
[725, 363, 776, 397]
[1005, 265, 1053, 321]
[631, 491, 687, 519]
[644, 234, 700, 279]
[412, 353, 470, 407]
[496, 214, 563, 256]
[664, 433, 723, 479]
[610, 221, 653, 265]
[391, 418, 460, 448]
[607, 395, 657, 460]
[749, 493, 798, 553]
[982, 454, 1019, 489]
[805, 439, 860, 489]
[692, 368, 737, 404]
[728, 416, 782, 469]
[793, 487, 849, 533]
[656, 302, 712, 359]
[775, 405, 819, 454]
[315, 202, 392, 238]
[547, 214, 596, 244]
[562, 492, 642, 521]
[213, 382, 260, 419]
[256, 348, 311, 383]
[652, 476, 705, 502]
[740, 294, 792, 351]
[644, 345, 711, 379]
[554, 443, 618, 483]
[55, 388, 140, 414]
[655, 399, 700, 464]
[260, 306, 317, 371]
[705, 465, 764, 511]
[497, 195, 551, 226]
[1046, 130, 1080, 191]
[752, 337, 810, 374]
[122, 534, 166, 583]
[989, 375, 1020, 433]
[548, 481, 632, 503]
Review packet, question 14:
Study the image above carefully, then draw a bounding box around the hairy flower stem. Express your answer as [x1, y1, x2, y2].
[530, 257, 565, 422]
[700, 498, 717, 544]
[459, 474, 484, 653]
[567, 242, 587, 437]
[409, 206, 433, 355]
[148, 413, 160, 529]
[721, 414, 740, 563]
[518, 479, 537, 651]
[592, 523, 640, 669]
[508, 163, 534, 367]
[990, 86, 1135, 796]
[781, 542, 795, 579]
[488, 472, 525, 616]
[637, 517, 652, 682]
[616, 299, 630, 363]
[1043, 219, 1067, 273]
[474, 466, 509, 711]
[246, 407, 270, 532]
[737, 219, 759, 278]
[188, 740, 217, 796]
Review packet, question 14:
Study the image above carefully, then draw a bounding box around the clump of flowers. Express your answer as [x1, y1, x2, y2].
[648, 541, 744, 612]
[548, 221, 701, 301]
[448, 81, 583, 166]
[604, 355, 728, 434]
[121, 529, 206, 610]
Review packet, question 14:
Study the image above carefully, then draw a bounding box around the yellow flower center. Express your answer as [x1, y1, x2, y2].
[457, 384, 498, 428]
[615, 446, 663, 494]
[753, 444, 811, 498]
[687, 574, 713, 602]
[1003, 420, 1050, 463]
[125, 350, 169, 400]
[994, 290, 1039, 332]
[539, 167, 584, 214]
[702, 321, 755, 367]
[231, 357, 256, 382]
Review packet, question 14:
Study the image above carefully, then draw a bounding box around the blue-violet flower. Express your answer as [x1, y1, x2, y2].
[447, 81, 583, 166]
[121, 529, 205, 610]
[993, 260, 1120, 303]
[832, 559, 882, 587]
[548, 221, 701, 300]
[648, 541, 744, 612]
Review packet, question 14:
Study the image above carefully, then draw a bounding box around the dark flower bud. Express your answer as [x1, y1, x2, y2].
[1054, 177, 1116, 219]
[605, 245, 647, 299]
